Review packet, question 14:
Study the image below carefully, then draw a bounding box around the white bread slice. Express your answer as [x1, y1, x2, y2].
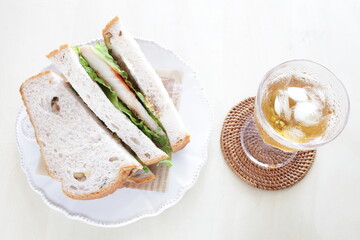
[47, 45, 168, 165]
[103, 17, 190, 152]
[20, 71, 141, 200]
[79, 45, 165, 136]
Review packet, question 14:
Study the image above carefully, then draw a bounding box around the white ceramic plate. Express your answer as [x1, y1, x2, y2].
[16, 39, 212, 227]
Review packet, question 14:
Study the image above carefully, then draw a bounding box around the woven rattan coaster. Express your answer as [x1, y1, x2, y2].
[220, 97, 316, 190]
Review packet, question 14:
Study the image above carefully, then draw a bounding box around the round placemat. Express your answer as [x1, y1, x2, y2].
[220, 97, 316, 190]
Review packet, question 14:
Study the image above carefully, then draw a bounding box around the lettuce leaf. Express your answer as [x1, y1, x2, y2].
[72, 46, 172, 167]
[157, 159, 172, 167]
[142, 164, 150, 173]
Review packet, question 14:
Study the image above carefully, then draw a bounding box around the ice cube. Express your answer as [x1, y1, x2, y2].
[274, 96, 282, 116]
[287, 87, 308, 102]
[305, 87, 326, 105]
[284, 127, 305, 141]
[293, 101, 322, 126]
[274, 90, 291, 121]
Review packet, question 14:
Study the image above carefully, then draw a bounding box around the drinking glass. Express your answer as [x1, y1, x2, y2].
[241, 60, 350, 168]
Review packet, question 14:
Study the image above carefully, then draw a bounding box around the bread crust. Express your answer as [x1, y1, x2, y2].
[20, 71, 141, 200]
[172, 134, 191, 152]
[102, 16, 119, 36]
[46, 44, 70, 58]
[126, 172, 155, 184]
[20, 70, 53, 85]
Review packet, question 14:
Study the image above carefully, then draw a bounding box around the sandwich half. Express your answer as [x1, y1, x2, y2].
[103, 17, 190, 152]
[20, 71, 142, 199]
[78, 43, 171, 164]
[47, 45, 168, 166]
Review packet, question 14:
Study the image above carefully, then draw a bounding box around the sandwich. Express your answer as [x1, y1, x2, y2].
[20, 16, 190, 199]
[103, 17, 190, 152]
[20, 71, 142, 200]
[47, 17, 190, 167]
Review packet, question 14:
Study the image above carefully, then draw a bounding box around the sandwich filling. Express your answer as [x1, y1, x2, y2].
[79, 45, 164, 136]
[72, 44, 172, 167]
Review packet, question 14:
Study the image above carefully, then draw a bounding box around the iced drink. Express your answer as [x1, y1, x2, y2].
[256, 74, 334, 151]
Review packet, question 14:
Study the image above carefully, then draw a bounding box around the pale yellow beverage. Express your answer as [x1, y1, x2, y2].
[256, 74, 333, 151]
[244, 60, 349, 168]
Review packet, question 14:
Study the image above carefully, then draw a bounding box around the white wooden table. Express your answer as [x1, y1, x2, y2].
[1, 0, 359, 239]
